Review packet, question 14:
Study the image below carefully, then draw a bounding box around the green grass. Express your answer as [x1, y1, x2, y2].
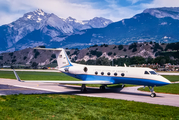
[0, 94, 179, 120]
[0, 71, 79, 81]
[162, 75, 179, 82]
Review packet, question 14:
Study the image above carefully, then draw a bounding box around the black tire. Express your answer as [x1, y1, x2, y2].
[100, 86, 105, 90]
[150, 93, 156, 98]
[81, 88, 87, 92]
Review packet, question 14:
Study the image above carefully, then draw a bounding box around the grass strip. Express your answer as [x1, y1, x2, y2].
[0, 94, 179, 120]
[0, 71, 79, 81]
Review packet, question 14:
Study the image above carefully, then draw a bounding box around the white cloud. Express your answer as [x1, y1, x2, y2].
[104, 0, 143, 21]
[141, 0, 179, 8]
[0, 0, 144, 25]
[127, 0, 142, 4]
[23, 0, 108, 19]
[0, 12, 21, 25]
[0, 0, 108, 25]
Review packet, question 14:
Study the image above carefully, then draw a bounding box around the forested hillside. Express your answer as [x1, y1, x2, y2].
[0, 42, 179, 68]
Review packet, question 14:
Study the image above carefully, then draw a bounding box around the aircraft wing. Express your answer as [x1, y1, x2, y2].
[13, 69, 113, 84]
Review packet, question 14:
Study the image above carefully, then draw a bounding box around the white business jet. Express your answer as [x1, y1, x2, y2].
[13, 48, 171, 97]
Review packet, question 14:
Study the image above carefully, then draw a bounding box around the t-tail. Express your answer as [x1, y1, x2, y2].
[35, 48, 73, 69]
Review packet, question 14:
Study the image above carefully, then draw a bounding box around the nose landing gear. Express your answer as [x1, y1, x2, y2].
[148, 86, 156, 98]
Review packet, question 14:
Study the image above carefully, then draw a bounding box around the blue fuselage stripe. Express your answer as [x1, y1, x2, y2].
[63, 72, 170, 86]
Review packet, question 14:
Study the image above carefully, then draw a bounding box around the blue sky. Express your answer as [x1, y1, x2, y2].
[0, 0, 179, 25]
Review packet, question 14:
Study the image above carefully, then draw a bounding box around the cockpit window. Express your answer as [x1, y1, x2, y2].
[144, 71, 149, 74]
[149, 71, 157, 75]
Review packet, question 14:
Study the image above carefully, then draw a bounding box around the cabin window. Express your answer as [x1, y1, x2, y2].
[84, 67, 88, 72]
[121, 73, 125, 77]
[149, 71, 157, 75]
[101, 72, 104, 75]
[114, 73, 117, 76]
[144, 71, 149, 74]
[95, 71, 98, 75]
[107, 72, 111, 76]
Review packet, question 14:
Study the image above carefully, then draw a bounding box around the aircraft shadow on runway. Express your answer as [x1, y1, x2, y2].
[0, 84, 163, 97]
[56, 84, 163, 97]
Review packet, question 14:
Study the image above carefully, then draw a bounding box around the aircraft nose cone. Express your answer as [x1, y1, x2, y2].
[162, 77, 171, 84]
[166, 79, 171, 84]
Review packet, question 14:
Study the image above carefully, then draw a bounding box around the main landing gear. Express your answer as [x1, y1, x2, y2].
[81, 84, 107, 92]
[81, 84, 87, 92]
[100, 85, 106, 90]
[148, 86, 156, 98]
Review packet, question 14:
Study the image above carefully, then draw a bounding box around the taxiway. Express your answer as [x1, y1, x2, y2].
[0, 78, 179, 107]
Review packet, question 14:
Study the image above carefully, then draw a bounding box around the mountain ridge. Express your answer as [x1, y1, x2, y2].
[1, 7, 179, 53]
[0, 9, 112, 53]
[59, 7, 179, 49]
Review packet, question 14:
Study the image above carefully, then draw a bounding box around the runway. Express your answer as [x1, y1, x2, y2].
[0, 78, 179, 107]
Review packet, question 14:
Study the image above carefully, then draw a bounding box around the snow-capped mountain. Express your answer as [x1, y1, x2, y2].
[65, 17, 112, 30]
[7, 9, 50, 44]
[0, 9, 113, 53]
[57, 7, 179, 49]
[1, 7, 179, 53]
[0, 9, 75, 52]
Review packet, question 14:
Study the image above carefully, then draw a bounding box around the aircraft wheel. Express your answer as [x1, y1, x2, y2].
[150, 93, 156, 98]
[81, 88, 87, 92]
[81, 84, 87, 92]
[100, 86, 105, 90]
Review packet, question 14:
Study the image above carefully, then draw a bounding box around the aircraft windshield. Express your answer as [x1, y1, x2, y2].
[149, 71, 157, 75]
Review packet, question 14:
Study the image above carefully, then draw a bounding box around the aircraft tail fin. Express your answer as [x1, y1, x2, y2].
[35, 48, 73, 69]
